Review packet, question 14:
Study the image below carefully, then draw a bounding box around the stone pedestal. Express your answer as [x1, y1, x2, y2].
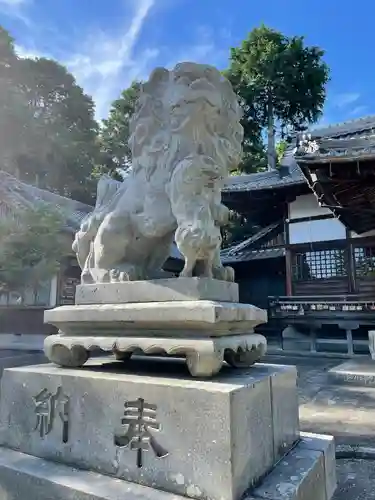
[0, 358, 336, 500]
[0, 279, 336, 499]
[43, 279, 268, 377]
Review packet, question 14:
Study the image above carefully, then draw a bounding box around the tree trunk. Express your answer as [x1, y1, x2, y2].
[267, 94, 276, 171]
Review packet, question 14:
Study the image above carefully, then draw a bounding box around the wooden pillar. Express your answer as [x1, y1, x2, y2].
[346, 227, 356, 293]
[285, 249, 293, 296]
[346, 329, 354, 356]
[310, 327, 317, 353]
[284, 217, 293, 296]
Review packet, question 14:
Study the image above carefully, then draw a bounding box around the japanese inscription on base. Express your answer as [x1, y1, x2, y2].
[114, 397, 168, 467]
[33, 386, 69, 443]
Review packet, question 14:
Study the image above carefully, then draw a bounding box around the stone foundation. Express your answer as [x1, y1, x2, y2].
[0, 357, 336, 500]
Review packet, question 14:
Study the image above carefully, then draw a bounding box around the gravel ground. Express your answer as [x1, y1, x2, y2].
[334, 459, 375, 500]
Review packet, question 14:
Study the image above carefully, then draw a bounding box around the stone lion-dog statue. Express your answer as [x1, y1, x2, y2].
[73, 62, 244, 283]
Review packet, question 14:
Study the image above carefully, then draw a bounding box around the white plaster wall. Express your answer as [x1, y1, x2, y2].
[289, 218, 346, 244]
[288, 193, 332, 220]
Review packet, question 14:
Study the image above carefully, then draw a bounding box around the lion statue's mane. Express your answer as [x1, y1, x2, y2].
[73, 62, 243, 283]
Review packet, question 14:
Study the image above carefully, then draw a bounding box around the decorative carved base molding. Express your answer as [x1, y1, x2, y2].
[44, 333, 267, 377]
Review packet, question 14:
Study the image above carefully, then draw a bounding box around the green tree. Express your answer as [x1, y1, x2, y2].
[221, 210, 259, 247]
[0, 27, 100, 204]
[276, 140, 288, 165]
[100, 81, 141, 174]
[0, 28, 35, 177]
[0, 206, 69, 291]
[16, 57, 100, 203]
[223, 67, 267, 174]
[226, 25, 330, 171]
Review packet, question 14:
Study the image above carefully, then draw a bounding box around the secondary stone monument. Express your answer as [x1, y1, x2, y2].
[0, 62, 336, 499]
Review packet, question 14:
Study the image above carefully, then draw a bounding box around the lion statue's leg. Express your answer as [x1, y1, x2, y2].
[145, 231, 175, 278]
[193, 258, 215, 279]
[180, 250, 197, 278]
[81, 244, 95, 284]
[212, 248, 235, 282]
[93, 210, 143, 282]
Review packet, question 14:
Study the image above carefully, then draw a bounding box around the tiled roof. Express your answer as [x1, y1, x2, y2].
[223, 222, 281, 255]
[223, 115, 375, 193]
[294, 115, 375, 234]
[296, 134, 375, 163]
[223, 148, 305, 192]
[221, 247, 285, 263]
[169, 241, 284, 264]
[308, 115, 375, 139]
[169, 222, 284, 264]
[220, 222, 284, 263]
[295, 116, 375, 163]
[0, 171, 92, 233]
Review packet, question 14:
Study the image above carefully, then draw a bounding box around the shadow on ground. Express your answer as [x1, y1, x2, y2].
[266, 354, 375, 500]
[266, 354, 375, 447]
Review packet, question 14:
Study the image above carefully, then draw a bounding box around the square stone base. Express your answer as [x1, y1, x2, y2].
[44, 300, 267, 337]
[328, 360, 375, 387]
[0, 359, 299, 500]
[75, 278, 239, 304]
[0, 433, 336, 500]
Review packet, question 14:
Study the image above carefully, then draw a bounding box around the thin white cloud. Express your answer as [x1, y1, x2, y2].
[12, 9, 227, 121]
[165, 26, 227, 70]
[0, 0, 27, 5]
[64, 0, 156, 119]
[0, 0, 32, 25]
[349, 105, 368, 117]
[332, 92, 360, 109]
[15, 44, 46, 59]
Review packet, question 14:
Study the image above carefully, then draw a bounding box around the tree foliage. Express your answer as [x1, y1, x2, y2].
[0, 206, 69, 291]
[226, 25, 330, 171]
[18, 57, 100, 202]
[276, 140, 288, 165]
[0, 27, 100, 204]
[221, 210, 259, 247]
[99, 81, 141, 175]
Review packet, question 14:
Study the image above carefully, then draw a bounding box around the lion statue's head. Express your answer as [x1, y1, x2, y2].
[128, 62, 244, 180]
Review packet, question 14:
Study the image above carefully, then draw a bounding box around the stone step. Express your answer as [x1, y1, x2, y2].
[328, 360, 375, 387]
[0, 433, 336, 500]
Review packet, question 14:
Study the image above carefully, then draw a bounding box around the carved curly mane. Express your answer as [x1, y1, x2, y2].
[129, 62, 243, 182]
[73, 62, 243, 283]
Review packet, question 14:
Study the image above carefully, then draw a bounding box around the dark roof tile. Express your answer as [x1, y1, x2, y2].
[224, 115, 375, 193]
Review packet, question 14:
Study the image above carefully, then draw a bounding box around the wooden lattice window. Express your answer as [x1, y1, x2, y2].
[292, 249, 347, 281]
[354, 246, 375, 277]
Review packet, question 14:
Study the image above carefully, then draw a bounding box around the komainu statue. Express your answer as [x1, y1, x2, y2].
[73, 62, 243, 284]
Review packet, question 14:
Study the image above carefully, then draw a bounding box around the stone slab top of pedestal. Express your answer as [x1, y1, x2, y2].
[76, 278, 239, 305]
[44, 300, 268, 337]
[328, 359, 375, 387]
[0, 358, 299, 500]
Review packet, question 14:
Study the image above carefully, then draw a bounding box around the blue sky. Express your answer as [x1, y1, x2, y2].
[0, 0, 374, 124]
